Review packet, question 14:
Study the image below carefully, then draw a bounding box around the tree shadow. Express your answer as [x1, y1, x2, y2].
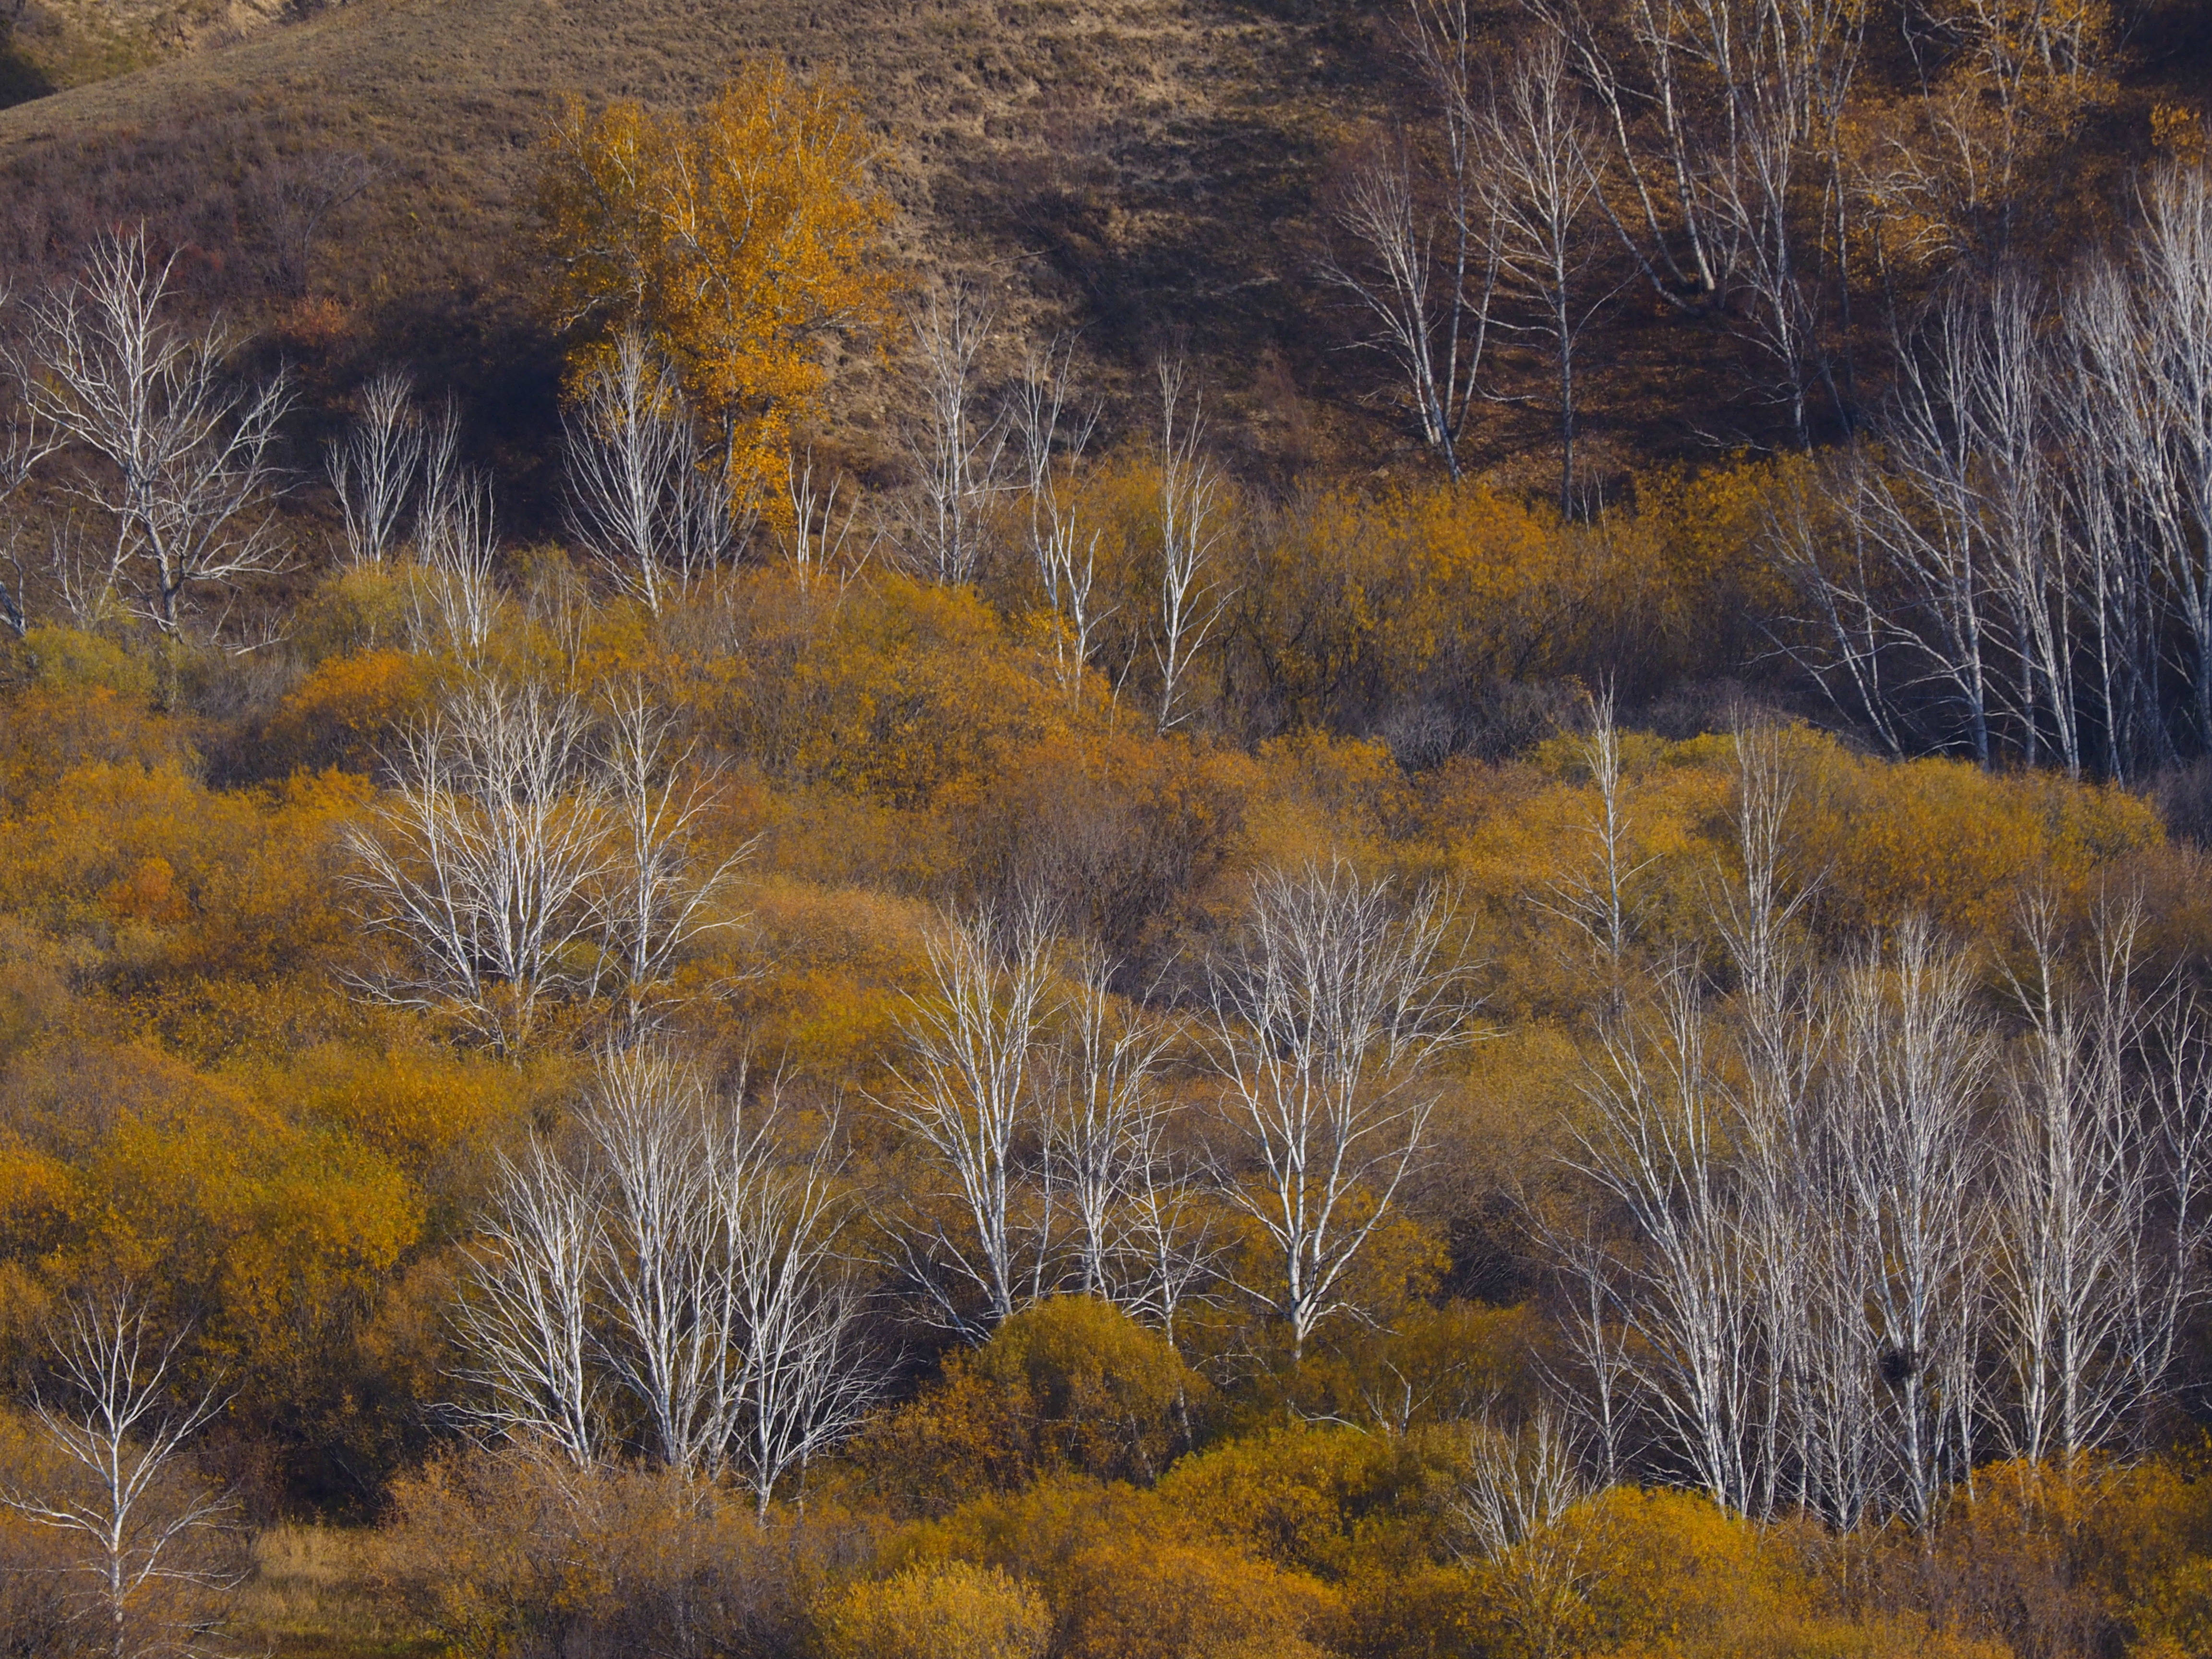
[0, 33, 54, 108]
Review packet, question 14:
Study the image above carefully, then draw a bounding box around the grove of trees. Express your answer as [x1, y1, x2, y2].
[2, 10, 2212, 1658]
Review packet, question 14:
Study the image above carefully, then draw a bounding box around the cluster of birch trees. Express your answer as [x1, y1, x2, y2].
[451, 1047, 878, 1512]
[1774, 165, 2212, 780]
[1554, 731, 2212, 1527]
[882, 861, 1473, 1353]
[0, 230, 291, 641]
[345, 681, 749, 1052]
[444, 860, 1473, 1476]
[1331, 0, 2114, 508]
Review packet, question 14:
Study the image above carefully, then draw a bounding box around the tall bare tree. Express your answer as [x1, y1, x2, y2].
[596, 685, 753, 1038]
[1207, 859, 1471, 1355]
[586, 1047, 735, 1475]
[347, 681, 613, 1051]
[326, 369, 422, 570]
[1322, 0, 1497, 477]
[904, 283, 1005, 585]
[1015, 337, 1110, 702]
[718, 1104, 881, 1515]
[10, 228, 291, 636]
[0, 1295, 238, 1659]
[1996, 900, 2212, 1467]
[449, 1138, 604, 1467]
[1476, 34, 1611, 513]
[1574, 959, 1764, 1512]
[408, 464, 499, 665]
[563, 329, 734, 613]
[1536, 685, 1649, 978]
[1829, 920, 1992, 1526]
[2133, 165, 2212, 751]
[1046, 949, 1177, 1302]
[1153, 358, 1231, 734]
[882, 905, 1058, 1333]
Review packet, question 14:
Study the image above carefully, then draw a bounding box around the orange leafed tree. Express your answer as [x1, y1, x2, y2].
[536, 62, 895, 522]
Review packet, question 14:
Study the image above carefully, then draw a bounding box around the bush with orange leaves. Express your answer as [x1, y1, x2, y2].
[380, 1444, 827, 1659]
[846, 1298, 1207, 1514]
[820, 1561, 1052, 1659]
[534, 61, 896, 522]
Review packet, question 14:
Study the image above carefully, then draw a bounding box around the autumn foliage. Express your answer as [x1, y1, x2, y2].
[535, 62, 895, 517]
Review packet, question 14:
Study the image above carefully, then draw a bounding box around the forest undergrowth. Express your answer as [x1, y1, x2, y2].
[5, 2, 2212, 1655]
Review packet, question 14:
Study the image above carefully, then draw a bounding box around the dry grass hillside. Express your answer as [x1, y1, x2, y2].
[0, 0, 2204, 515]
[0, 0, 1410, 494]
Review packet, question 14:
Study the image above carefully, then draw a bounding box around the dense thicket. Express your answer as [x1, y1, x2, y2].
[2, 8, 2212, 1657]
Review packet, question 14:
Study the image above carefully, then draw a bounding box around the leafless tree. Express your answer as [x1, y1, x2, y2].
[1015, 337, 1110, 702]
[1045, 949, 1176, 1301]
[2059, 255, 2166, 778]
[449, 1138, 604, 1467]
[0, 391, 58, 635]
[347, 680, 612, 1051]
[0, 1294, 238, 1659]
[1713, 726, 1820, 1519]
[409, 464, 499, 664]
[782, 447, 860, 593]
[1538, 1220, 1636, 1486]
[1803, 286, 2021, 768]
[1475, 34, 1611, 513]
[1453, 1408, 1601, 1659]
[1574, 958, 1764, 1511]
[1322, 0, 1497, 477]
[1519, 0, 1862, 434]
[326, 369, 422, 569]
[904, 283, 1006, 585]
[1536, 685, 1649, 977]
[1153, 357, 1231, 733]
[453, 1051, 881, 1495]
[718, 1104, 881, 1515]
[586, 1047, 735, 1475]
[10, 228, 292, 636]
[1206, 858, 1472, 1355]
[257, 149, 381, 298]
[882, 905, 1059, 1333]
[1118, 1146, 1223, 1350]
[1829, 920, 1992, 1527]
[564, 330, 733, 614]
[2132, 164, 2212, 751]
[595, 685, 754, 1038]
[1995, 899, 2212, 1467]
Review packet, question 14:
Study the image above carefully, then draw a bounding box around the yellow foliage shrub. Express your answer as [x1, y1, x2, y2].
[820, 1562, 1050, 1659]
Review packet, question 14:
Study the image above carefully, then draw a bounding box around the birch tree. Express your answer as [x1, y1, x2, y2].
[11, 228, 292, 636]
[563, 329, 734, 613]
[1996, 900, 2212, 1467]
[882, 905, 1058, 1333]
[1829, 921, 1992, 1526]
[449, 1138, 604, 1466]
[595, 686, 754, 1038]
[586, 1047, 734, 1474]
[1, 1296, 238, 1659]
[904, 283, 1005, 586]
[326, 369, 422, 570]
[1206, 859, 1471, 1354]
[1015, 337, 1110, 702]
[1153, 358, 1231, 733]
[1476, 34, 1610, 514]
[1046, 949, 1177, 1302]
[347, 680, 612, 1052]
[1321, 0, 1496, 477]
[718, 1108, 881, 1515]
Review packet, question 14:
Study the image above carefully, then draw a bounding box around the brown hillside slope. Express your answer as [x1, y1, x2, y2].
[0, 0, 1396, 482]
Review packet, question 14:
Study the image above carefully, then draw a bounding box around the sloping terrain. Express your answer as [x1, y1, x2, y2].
[0, 0, 1396, 488]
